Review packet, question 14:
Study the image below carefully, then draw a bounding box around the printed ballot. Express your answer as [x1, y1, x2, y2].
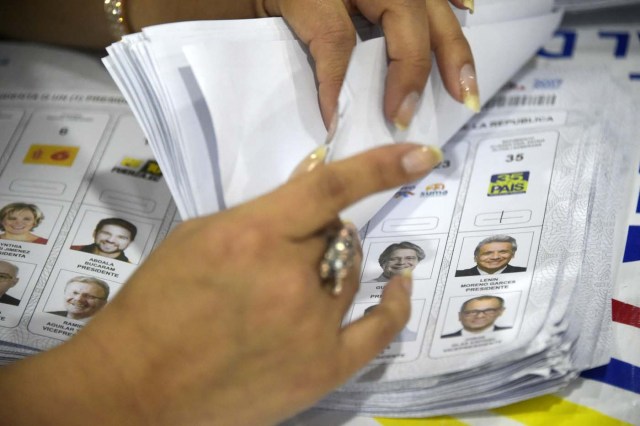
[100, 1, 639, 417]
[0, 0, 638, 420]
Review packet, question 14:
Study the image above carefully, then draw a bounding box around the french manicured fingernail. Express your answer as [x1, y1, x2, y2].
[401, 145, 443, 174]
[325, 110, 338, 144]
[463, 0, 474, 14]
[459, 63, 480, 113]
[393, 91, 420, 130]
[290, 145, 328, 178]
[401, 269, 413, 295]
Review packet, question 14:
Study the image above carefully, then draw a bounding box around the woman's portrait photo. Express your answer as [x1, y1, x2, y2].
[0, 202, 48, 245]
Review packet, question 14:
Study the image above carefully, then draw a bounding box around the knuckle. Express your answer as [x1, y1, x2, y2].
[316, 169, 353, 209]
[309, 23, 356, 83]
[317, 20, 356, 49]
[392, 50, 431, 76]
[369, 154, 404, 188]
[409, 54, 431, 73]
[432, 26, 469, 53]
[201, 217, 271, 259]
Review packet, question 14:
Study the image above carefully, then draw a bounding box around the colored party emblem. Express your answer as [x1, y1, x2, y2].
[488, 171, 529, 196]
[24, 144, 79, 167]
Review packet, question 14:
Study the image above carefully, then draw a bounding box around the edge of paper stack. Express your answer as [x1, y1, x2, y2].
[103, 0, 640, 418]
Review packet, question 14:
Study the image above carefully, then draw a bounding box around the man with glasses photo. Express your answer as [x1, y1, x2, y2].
[48, 276, 110, 321]
[0, 260, 20, 306]
[442, 295, 511, 338]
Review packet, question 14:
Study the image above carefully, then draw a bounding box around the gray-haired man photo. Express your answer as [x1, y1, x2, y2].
[455, 235, 526, 277]
[370, 241, 426, 282]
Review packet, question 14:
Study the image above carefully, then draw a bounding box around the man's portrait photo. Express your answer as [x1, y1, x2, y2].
[455, 234, 527, 277]
[0, 260, 21, 306]
[367, 241, 426, 282]
[441, 295, 511, 338]
[48, 275, 110, 321]
[71, 217, 137, 263]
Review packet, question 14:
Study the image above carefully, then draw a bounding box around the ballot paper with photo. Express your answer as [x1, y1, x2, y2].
[104, 4, 563, 229]
[309, 67, 638, 416]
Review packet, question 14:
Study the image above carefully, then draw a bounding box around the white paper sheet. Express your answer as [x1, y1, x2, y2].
[184, 11, 563, 228]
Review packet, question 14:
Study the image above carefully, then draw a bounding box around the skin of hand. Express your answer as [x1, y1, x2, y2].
[257, 0, 476, 127]
[0, 143, 442, 426]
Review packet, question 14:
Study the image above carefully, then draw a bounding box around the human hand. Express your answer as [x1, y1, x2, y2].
[126, 0, 477, 128]
[11, 143, 439, 426]
[2, 1, 477, 122]
[258, 0, 478, 128]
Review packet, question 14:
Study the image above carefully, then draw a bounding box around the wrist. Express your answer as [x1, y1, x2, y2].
[128, 0, 264, 32]
[104, 0, 133, 40]
[0, 330, 149, 425]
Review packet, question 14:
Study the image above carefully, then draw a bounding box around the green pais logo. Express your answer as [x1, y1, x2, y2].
[488, 171, 529, 196]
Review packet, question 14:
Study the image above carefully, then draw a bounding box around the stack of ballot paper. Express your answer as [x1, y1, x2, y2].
[308, 66, 638, 416]
[556, 0, 640, 10]
[103, 0, 640, 418]
[103, 1, 563, 227]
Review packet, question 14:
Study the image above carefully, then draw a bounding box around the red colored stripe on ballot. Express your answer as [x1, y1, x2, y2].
[612, 299, 640, 329]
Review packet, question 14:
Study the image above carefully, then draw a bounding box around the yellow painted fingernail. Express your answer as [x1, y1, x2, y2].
[401, 145, 443, 174]
[460, 63, 480, 113]
[325, 110, 338, 144]
[393, 91, 420, 130]
[463, 0, 474, 14]
[290, 145, 328, 178]
[401, 269, 413, 295]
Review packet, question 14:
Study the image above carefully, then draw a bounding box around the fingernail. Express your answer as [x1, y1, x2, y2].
[401, 145, 443, 174]
[290, 145, 328, 178]
[325, 110, 338, 144]
[401, 269, 413, 295]
[463, 0, 474, 14]
[459, 63, 480, 113]
[393, 91, 420, 130]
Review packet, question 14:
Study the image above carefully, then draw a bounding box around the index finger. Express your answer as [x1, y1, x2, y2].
[255, 144, 443, 237]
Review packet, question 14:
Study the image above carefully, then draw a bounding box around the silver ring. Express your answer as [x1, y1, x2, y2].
[319, 224, 358, 295]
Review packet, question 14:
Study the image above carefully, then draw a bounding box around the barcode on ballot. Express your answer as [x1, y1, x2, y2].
[484, 94, 557, 109]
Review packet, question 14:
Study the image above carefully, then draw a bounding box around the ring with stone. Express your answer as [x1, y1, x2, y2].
[319, 224, 358, 296]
